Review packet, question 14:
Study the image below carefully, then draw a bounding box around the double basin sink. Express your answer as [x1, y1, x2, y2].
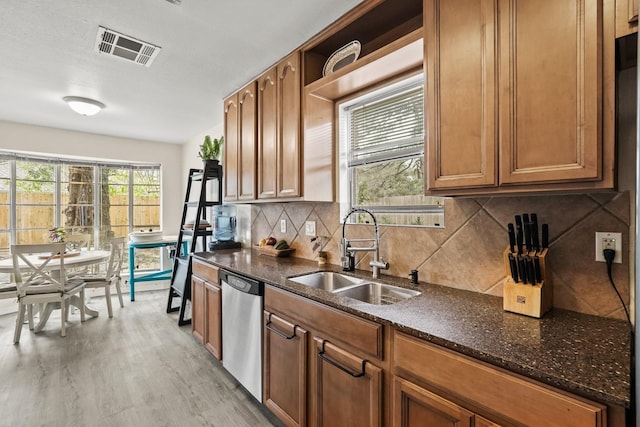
[288, 271, 421, 305]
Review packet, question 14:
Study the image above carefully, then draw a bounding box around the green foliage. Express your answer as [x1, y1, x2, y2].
[198, 135, 224, 161]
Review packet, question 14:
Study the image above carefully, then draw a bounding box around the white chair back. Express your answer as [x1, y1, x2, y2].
[11, 243, 69, 297]
[65, 234, 92, 252]
[105, 237, 125, 281]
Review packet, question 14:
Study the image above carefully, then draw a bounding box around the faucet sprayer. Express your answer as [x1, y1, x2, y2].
[340, 208, 389, 279]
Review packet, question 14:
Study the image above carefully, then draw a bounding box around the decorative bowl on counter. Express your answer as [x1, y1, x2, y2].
[255, 245, 295, 257]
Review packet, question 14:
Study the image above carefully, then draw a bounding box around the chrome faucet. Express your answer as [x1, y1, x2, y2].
[340, 208, 389, 279]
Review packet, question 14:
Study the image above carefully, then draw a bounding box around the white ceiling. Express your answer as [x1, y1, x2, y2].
[0, 0, 362, 144]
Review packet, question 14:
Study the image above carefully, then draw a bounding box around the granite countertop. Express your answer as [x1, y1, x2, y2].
[193, 248, 632, 408]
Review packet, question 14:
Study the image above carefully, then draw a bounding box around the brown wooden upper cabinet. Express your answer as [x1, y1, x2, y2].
[616, 0, 638, 37]
[224, 82, 257, 201]
[425, 0, 615, 195]
[258, 52, 302, 200]
[223, 94, 239, 201]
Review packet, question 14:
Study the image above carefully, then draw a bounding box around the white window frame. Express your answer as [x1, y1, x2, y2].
[338, 74, 444, 227]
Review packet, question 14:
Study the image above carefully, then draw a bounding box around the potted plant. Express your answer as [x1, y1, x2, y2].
[198, 135, 224, 166]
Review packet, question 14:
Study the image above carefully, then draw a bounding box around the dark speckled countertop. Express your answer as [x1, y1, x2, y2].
[193, 248, 632, 408]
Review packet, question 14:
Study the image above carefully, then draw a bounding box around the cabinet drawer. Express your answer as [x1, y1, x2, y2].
[393, 332, 605, 427]
[265, 285, 383, 360]
[192, 258, 219, 283]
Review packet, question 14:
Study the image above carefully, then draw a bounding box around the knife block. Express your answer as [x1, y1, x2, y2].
[502, 248, 552, 318]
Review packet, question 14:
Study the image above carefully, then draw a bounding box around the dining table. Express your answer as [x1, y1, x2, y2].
[0, 249, 111, 330]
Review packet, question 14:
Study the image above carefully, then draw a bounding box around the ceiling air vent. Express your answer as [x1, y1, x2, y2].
[94, 26, 161, 67]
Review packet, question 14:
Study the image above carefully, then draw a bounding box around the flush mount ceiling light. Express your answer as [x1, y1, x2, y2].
[63, 96, 105, 116]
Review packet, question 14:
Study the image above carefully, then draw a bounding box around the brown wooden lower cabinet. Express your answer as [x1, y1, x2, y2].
[191, 276, 205, 344]
[392, 376, 500, 427]
[314, 338, 383, 427]
[260, 285, 623, 427]
[203, 280, 221, 359]
[393, 332, 610, 427]
[263, 310, 308, 427]
[191, 258, 221, 360]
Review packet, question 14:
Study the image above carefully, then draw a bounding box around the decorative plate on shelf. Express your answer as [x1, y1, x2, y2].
[322, 40, 361, 77]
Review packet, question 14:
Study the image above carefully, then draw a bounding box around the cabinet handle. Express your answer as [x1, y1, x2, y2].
[265, 313, 298, 340]
[318, 339, 366, 378]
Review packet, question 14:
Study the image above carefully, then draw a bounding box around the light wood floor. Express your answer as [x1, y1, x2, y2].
[0, 290, 283, 427]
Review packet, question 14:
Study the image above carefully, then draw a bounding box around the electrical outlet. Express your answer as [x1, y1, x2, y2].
[280, 219, 287, 233]
[305, 221, 316, 236]
[595, 232, 622, 263]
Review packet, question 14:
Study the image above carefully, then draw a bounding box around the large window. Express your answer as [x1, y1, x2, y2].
[0, 153, 161, 263]
[338, 74, 444, 227]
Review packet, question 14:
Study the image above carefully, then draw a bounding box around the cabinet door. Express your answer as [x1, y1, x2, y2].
[204, 281, 222, 360]
[238, 82, 257, 200]
[425, 0, 497, 190]
[191, 276, 205, 344]
[392, 377, 474, 427]
[258, 68, 278, 199]
[223, 94, 239, 201]
[498, 0, 602, 185]
[264, 311, 308, 427]
[314, 338, 382, 427]
[277, 52, 301, 198]
[616, 0, 639, 37]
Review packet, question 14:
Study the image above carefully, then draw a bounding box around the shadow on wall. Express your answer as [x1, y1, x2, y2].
[251, 193, 631, 321]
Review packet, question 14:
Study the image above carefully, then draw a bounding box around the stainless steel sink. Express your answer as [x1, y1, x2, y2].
[288, 271, 363, 291]
[288, 272, 421, 305]
[332, 282, 421, 305]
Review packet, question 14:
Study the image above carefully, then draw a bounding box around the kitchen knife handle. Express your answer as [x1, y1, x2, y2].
[531, 214, 540, 253]
[515, 224, 523, 255]
[524, 221, 532, 252]
[526, 256, 536, 285]
[517, 255, 527, 284]
[508, 223, 516, 253]
[508, 253, 518, 282]
[534, 256, 542, 284]
[541, 224, 549, 249]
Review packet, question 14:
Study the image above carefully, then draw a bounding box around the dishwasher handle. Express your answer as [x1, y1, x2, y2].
[220, 269, 263, 295]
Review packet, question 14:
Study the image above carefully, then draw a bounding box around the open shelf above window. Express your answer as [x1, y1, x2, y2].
[305, 29, 423, 100]
[303, 0, 423, 98]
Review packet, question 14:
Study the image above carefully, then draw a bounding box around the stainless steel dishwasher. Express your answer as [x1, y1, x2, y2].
[220, 269, 264, 401]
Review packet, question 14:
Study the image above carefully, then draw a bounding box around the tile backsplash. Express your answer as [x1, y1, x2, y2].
[250, 192, 630, 320]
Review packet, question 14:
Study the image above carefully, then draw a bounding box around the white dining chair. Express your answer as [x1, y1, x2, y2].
[76, 237, 125, 318]
[12, 242, 86, 344]
[0, 282, 17, 300]
[64, 234, 93, 277]
[65, 234, 92, 251]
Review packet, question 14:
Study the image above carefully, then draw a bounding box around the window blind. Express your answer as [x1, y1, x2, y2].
[346, 83, 424, 167]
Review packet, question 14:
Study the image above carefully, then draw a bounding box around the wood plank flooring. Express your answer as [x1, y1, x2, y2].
[0, 290, 283, 427]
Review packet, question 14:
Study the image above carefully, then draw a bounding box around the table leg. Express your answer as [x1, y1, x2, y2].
[70, 295, 99, 317]
[129, 245, 135, 301]
[34, 303, 55, 333]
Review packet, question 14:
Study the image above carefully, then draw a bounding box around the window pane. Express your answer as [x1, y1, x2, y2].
[353, 157, 424, 205]
[133, 169, 160, 230]
[15, 161, 55, 243]
[0, 161, 10, 252]
[61, 165, 94, 235]
[99, 168, 129, 247]
[339, 74, 444, 227]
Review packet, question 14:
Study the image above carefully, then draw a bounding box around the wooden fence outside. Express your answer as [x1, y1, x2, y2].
[0, 191, 160, 247]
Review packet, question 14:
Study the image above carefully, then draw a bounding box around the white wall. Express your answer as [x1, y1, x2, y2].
[0, 120, 184, 234]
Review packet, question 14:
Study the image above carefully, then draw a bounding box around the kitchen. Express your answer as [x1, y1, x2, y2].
[0, 0, 637, 426]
